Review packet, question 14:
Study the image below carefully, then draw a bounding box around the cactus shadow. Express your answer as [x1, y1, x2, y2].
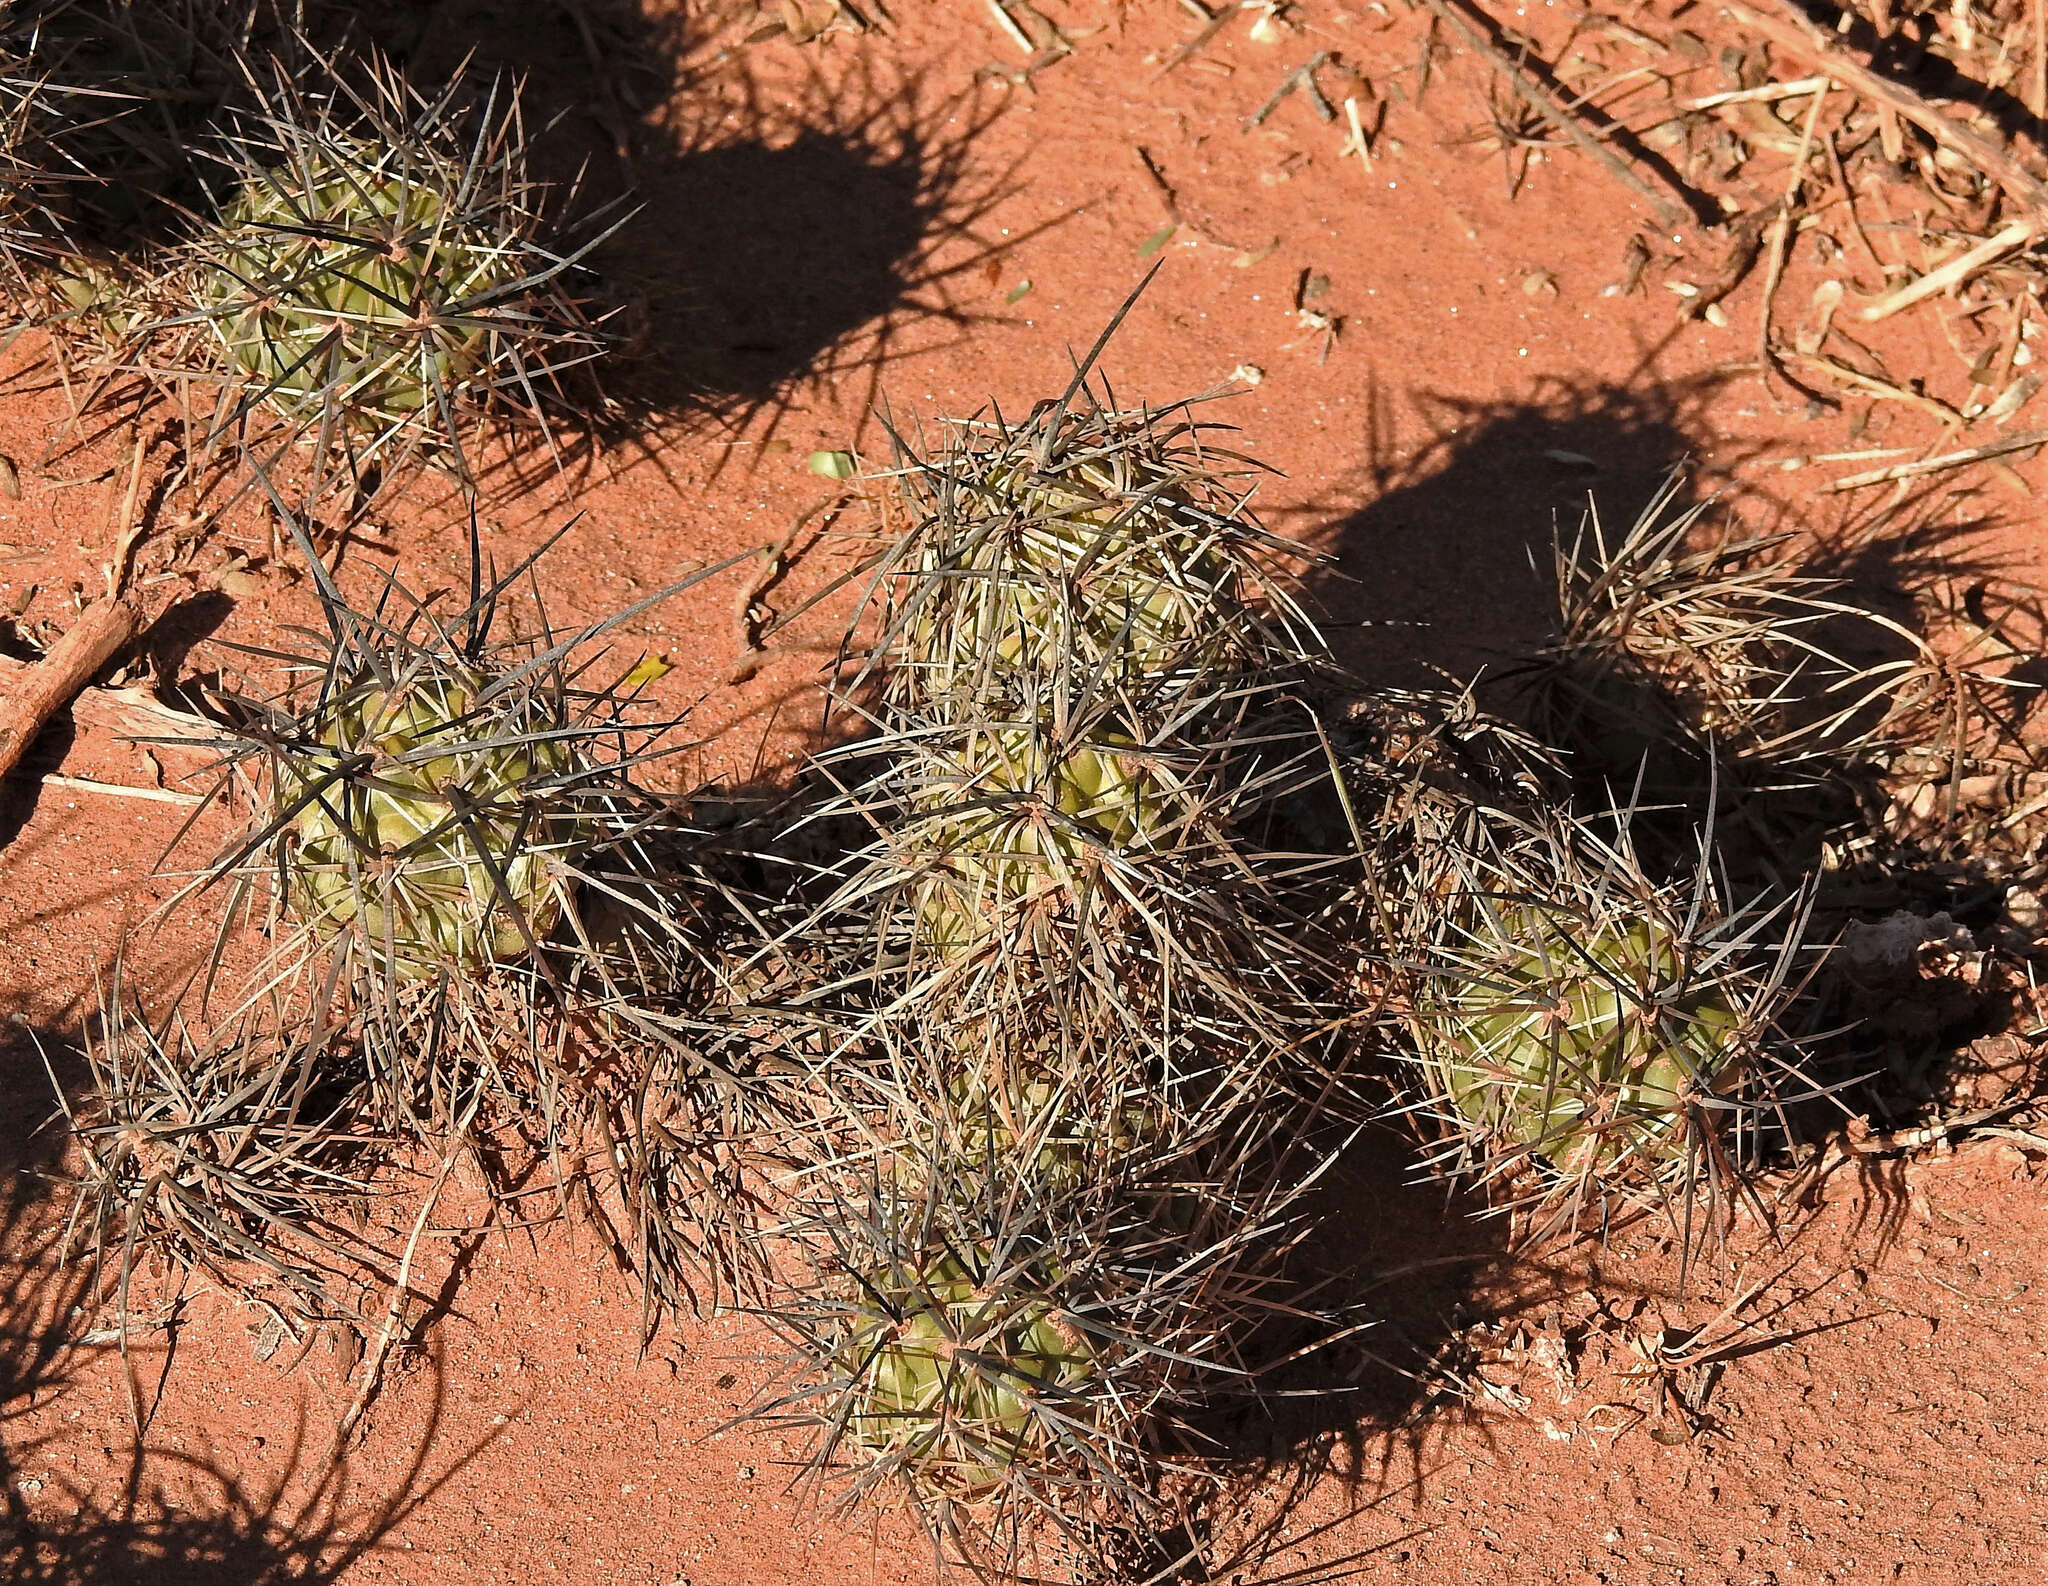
[1299, 373, 1737, 694]
[1163, 1123, 1530, 1579]
[355, 2, 1024, 485]
[597, 49, 1022, 470]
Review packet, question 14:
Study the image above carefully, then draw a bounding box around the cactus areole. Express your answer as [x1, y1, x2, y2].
[1431, 914, 1741, 1172]
[279, 667, 580, 979]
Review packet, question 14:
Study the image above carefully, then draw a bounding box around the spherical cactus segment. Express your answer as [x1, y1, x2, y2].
[837, 1246, 1096, 1494]
[910, 727, 1178, 948]
[1425, 910, 1742, 1175]
[888, 1050, 1157, 1196]
[279, 665, 583, 980]
[198, 133, 523, 431]
[875, 399, 1323, 722]
[905, 452, 1242, 702]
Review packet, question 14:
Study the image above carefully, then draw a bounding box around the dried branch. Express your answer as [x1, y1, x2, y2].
[1730, 0, 2048, 230]
[0, 593, 145, 787]
[1417, 0, 1689, 227]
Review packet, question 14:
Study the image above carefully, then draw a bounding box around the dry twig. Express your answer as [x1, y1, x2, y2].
[1417, 0, 1687, 226]
[1859, 220, 2036, 322]
[1731, 0, 2048, 230]
[1824, 428, 2048, 489]
[0, 598, 145, 786]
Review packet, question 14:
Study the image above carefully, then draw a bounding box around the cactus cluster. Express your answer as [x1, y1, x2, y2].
[28, 245, 1957, 1576]
[730, 381, 1362, 1574]
[183, 69, 605, 486]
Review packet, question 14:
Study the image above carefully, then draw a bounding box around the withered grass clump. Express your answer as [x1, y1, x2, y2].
[1527, 473, 1876, 798]
[41, 965, 387, 1344]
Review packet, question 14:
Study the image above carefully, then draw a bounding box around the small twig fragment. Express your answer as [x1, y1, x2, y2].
[0, 596, 145, 788]
[1244, 51, 1332, 129]
[1859, 221, 2036, 322]
[1825, 429, 2048, 490]
[1415, 0, 1685, 226]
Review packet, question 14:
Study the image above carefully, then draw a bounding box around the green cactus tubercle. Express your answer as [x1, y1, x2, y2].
[281, 668, 580, 978]
[893, 1060, 1155, 1193]
[840, 1250, 1095, 1486]
[1431, 914, 1741, 1171]
[201, 136, 521, 425]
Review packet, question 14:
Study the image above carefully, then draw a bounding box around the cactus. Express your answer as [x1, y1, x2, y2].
[173, 519, 734, 1127]
[756, 1129, 1304, 1578]
[178, 57, 606, 490]
[1404, 808, 1808, 1215]
[42, 966, 383, 1334]
[1428, 910, 1741, 1174]
[861, 392, 1325, 725]
[1529, 472, 1869, 795]
[909, 725, 1181, 950]
[278, 662, 584, 980]
[837, 1243, 1097, 1494]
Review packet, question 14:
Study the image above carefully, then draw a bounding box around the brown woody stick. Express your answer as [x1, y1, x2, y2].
[0, 593, 145, 784]
[1730, 0, 2048, 229]
[0, 434, 152, 787]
